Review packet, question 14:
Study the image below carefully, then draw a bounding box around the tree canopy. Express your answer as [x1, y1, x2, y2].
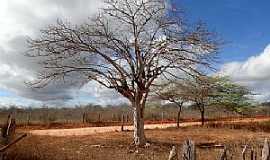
[210, 76, 252, 113]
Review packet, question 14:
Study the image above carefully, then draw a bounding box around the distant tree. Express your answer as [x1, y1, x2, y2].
[156, 75, 218, 126]
[27, 0, 219, 145]
[210, 76, 252, 114]
[157, 76, 252, 125]
[184, 76, 216, 125]
[155, 83, 186, 128]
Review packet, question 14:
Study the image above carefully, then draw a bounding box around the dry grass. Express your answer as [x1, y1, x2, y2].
[205, 120, 270, 132]
[4, 125, 270, 160]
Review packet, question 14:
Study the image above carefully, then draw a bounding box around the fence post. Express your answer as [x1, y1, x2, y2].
[82, 112, 86, 123]
[27, 111, 31, 125]
[1, 114, 16, 145]
[182, 139, 196, 160]
[168, 146, 177, 160]
[219, 147, 228, 160]
[262, 138, 270, 160]
[126, 114, 129, 123]
[250, 148, 257, 160]
[121, 114, 124, 131]
[242, 145, 247, 160]
[98, 113, 101, 122]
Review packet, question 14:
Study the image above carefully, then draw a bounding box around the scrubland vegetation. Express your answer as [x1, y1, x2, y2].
[0, 103, 266, 128]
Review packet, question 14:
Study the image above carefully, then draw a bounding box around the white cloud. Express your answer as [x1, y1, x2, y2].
[0, 0, 105, 106]
[0, 96, 42, 107]
[221, 44, 270, 102]
[80, 82, 128, 105]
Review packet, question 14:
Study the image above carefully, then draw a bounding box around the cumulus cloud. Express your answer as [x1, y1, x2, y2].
[0, 0, 108, 106]
[221, 44, 270, 102]
[80, 82, 128, 105]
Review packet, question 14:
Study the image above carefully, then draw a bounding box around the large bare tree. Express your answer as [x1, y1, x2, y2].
[27, 0, 219, 146]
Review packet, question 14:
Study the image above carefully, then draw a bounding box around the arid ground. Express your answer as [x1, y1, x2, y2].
[3, 117, 270, 160]
[28, 117, 270, 136]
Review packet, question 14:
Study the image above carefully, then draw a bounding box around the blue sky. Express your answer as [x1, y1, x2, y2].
[1, 0, 270, 107]
[176, 0, 270, 63]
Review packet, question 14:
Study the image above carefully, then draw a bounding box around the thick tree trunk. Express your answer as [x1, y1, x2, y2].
[133, 103, 146, 146]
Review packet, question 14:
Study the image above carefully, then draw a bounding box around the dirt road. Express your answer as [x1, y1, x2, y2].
[29, 117, 270, 137]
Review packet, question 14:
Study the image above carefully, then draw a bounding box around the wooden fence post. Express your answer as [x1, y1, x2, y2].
[121, 114, 124, 132]
[98, 113, 101, 122]
[126, 114, 129, 123]
[112, 114, 116, 121]
[219, 147, 228, 160]
[168, 138, 270, 160]
[250, 148, 257, 160]
[118, 114, 121, 122]
[168, 146, 177, 160]
[82, 112, 86, 123]
[262, 138, 270, 160]
[27, 112, 31, 125]
[242, 145, 247, 160]
[1, 114, 16, 145]
[182, 139, 196, 160]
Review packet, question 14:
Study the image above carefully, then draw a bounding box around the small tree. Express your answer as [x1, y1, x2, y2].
[27, 0, 219, 145]
[157, 76, 218, 126]
[210, 76, 252, 114]
[186, 76, 252, 125]
[184, 76, 216, 125]
[160, 76, 252, 125]
[155, 83, 185, 128]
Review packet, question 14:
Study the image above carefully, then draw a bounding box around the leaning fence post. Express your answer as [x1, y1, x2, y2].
[168, 146, 177, 160]
[262, 138, 270, 160]
[1, 114, 16, 145]
[242, 145, 248, 160]
[182, 139, 196, 160]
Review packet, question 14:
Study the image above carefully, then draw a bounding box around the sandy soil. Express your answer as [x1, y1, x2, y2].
[9, 126, 270, 160]
[28, 117, 270, 137]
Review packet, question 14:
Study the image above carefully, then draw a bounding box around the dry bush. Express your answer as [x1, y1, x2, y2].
[205, 120, 270, 132]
